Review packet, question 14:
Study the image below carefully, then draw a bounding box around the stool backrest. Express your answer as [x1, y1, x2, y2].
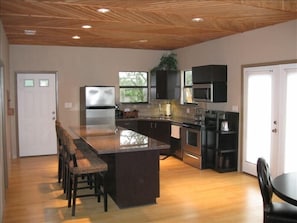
[63, 130, 78, 167]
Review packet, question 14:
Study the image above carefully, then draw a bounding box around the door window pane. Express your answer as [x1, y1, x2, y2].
[39, 79, 49, 87]
[24, 79, 34, 87]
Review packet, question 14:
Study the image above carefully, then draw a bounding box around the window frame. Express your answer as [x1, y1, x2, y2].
[183, 70, 193, 104]
[119, 71, 149, 104]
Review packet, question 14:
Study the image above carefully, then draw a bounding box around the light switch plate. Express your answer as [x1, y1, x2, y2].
[232, 105, 239, 112]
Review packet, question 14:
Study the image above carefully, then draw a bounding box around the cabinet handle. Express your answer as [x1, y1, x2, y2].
[184, 152, 199, 160]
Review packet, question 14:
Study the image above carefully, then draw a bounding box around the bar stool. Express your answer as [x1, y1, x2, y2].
[55, 120, 64, 184]
[63, 130, 108, 216]
[56, 124, 85, 194]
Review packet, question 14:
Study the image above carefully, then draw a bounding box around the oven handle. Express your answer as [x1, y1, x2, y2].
[184, 152, 199, 160]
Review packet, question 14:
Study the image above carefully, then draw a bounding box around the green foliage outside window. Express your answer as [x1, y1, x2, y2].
[184, 70, 192, 86]
[184, 70, 193, 103]
[119, 72, 148, 103]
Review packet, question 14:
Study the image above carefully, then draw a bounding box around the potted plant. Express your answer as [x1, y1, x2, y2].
[151, 52, 178, 72]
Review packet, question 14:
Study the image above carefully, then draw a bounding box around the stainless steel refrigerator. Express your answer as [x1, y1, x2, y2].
[80, 86, 116, 126]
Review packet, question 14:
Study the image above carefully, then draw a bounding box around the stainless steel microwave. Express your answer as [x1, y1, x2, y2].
[192, 82, 227, 103]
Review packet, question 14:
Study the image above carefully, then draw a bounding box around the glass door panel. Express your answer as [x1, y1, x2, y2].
[283, 65, 297, 173]
[242, 66, 278, 176]
[243, 63, 297, 177]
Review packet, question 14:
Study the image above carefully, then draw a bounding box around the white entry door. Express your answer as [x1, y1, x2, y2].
[242, 63, 297, 177]
[17, 73, 57, 157]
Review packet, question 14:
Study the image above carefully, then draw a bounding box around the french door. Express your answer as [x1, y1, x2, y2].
[242, 63, 297, 177]
[17, 73, 57, 157]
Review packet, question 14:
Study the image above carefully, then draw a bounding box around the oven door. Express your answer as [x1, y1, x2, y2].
[182, 127, 201, 156]
[183, 151, 202, 169]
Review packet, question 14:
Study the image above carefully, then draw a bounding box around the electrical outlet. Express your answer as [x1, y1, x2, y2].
[186, 108, 190, 114]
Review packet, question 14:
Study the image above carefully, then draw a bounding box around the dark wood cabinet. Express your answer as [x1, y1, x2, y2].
[192, 65, 227, 83]
[137, 120, 170, 144]
[116, 119, 138, 131]
[151, 70, 180, 100]
[101, 150, 160, 208]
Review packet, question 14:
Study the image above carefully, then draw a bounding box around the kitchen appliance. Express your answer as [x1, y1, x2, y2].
[165, 103, 171, 116]
[221, 120, 229, 131]
[181, 124, 204, 169]
[192, 65, 227, 102]
[192, 82, 227, 102]
[80, 86, 116, 126]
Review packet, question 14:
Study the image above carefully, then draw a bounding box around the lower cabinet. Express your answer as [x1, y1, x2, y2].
[137, 120, 171, 156]
[137, 120, 170, 144]
[101, 150, 160, 208]
[116, 111, 239, 173]
[116, 119, 138, 131]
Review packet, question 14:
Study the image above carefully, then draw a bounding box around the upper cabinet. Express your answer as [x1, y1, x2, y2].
[192, 65, 227, 83]
[192, 65, 227, 103]
[151, 70, 180, 100]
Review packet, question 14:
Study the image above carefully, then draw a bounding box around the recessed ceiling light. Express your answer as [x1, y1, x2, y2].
[72, 35, 80, 39]
[82, 25, 92, 29]
[192, 17, 204, 22]
[130, 39, 148, 43]
[97, 8, 110, 13]
[24, 29, 36, 35]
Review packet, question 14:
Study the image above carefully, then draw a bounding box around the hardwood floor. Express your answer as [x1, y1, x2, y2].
[3, 155, 266, 223]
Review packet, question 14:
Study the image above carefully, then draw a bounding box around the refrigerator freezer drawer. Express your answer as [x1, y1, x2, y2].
[82, 109, 115, 125]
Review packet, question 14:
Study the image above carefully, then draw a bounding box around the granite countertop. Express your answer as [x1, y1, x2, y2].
[116, 116, 206, 128]
[71, 125, 170, 155]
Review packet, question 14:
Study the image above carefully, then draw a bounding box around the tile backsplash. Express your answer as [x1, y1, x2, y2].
[118, 100, 207, 120]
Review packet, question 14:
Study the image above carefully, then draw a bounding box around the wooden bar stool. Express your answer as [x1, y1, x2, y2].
[63, 130, 108, 216]
[55, 120, 64, 184]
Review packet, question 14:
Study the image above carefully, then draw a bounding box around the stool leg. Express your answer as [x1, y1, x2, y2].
[102, 172, 107, 212]
[58, 155, 62, 183]
[95, 173, 101, 203]
[72, 175, 78, 216]
[67, 173, 72, 208]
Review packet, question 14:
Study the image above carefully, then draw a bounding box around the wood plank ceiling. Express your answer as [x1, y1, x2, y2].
[0, 0, 296, 50]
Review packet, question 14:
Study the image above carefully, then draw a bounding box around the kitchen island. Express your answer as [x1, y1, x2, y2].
[71, 125, 170, 208]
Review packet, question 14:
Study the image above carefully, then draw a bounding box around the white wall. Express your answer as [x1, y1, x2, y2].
[175, 20, 297, 112]
[9, 45, 166, 157]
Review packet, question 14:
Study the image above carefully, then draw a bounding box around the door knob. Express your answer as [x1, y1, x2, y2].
[272, 128, 277, 133]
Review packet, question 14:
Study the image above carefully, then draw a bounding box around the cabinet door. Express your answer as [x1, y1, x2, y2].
[137, 120, 152, 137]
[156, 70, 167, 99]
[152, 121, 170, 144]
[116, 120, 138, 131]
[166, 70, 181, 99]
[137, 120, 170, 144]
[150, 70, 180, 100]
[192, 65, 227, 83]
